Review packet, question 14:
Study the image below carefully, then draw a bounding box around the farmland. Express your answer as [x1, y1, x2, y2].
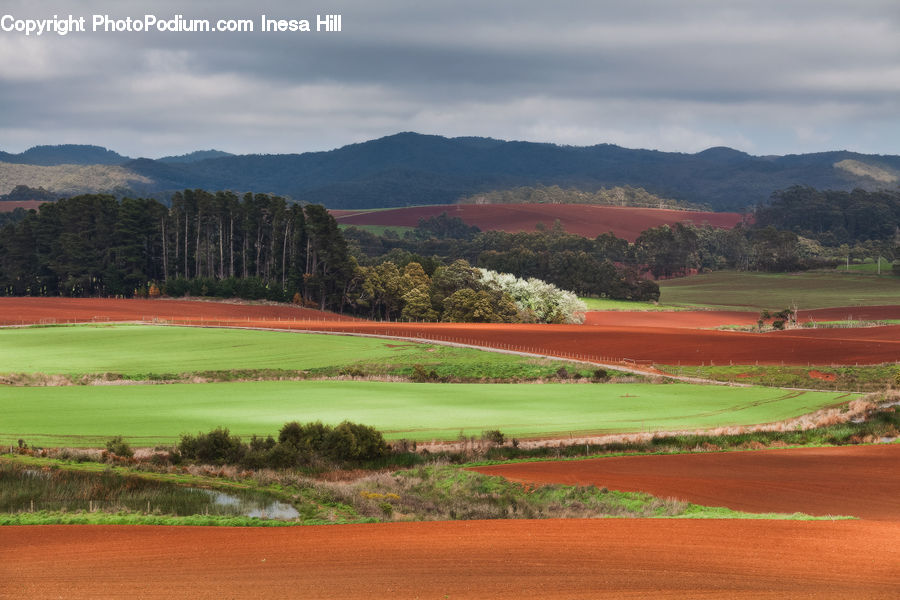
[659, 270, 900, 310]
[3, 298, 898, 366]
[473, 444, 900, 520]
[331, 203, 744, 241]
[4, 520, 898, 599]
[0, 324, 603, 382]
[1, 291, 898, 599]
[0, 381, 855, 447]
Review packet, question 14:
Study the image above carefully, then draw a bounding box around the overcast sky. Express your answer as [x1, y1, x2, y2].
[1, 0, 898, 158]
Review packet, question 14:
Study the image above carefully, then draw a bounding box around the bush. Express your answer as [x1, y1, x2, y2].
[105, 436, 133, 458]
[325, 421, 388, 462]
[411, 364, 439, 382]
[178, 427, 245, 464]
[482, 430, 506, 446]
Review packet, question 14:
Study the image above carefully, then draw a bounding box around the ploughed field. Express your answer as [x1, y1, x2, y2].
[2, 297, 898, 366]
[0, 200, 42, 212]
[4, 519, 898, 599]
[331, 203, 744, 241]
[474, 444, 900, 520]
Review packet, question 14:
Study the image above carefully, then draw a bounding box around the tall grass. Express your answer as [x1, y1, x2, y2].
[0, 462, 281, 517]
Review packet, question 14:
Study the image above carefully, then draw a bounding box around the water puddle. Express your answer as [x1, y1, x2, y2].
[192, 488, 300, 520]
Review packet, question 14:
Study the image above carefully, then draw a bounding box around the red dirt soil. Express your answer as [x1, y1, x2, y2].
[2, 298, 898, 366]
[474, 444, 900, 520]
[0, 200, 44, 212]
[331, 203, 744, 241]
[584, 310, 760, 328]
[808, 370, 837, 381]
[3, 520, 898, 599]
[584, 305, 900, 328]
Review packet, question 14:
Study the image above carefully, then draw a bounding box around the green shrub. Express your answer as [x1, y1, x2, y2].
[178, 427, 245, 464]
[105, 436, 133, 458]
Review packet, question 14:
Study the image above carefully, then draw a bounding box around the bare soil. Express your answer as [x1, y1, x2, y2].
[3, 520, 898, 599]
[473, 444, 900, 520]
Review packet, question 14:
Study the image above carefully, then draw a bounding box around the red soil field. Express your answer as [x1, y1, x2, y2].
[474, 444, 900, 520]
[0, 297, 356, 325]
[331, 203, 744, 241]
[2, 298, 898, 365]
[583, 305, 900, 329]
[583, 310, 760, 328]
[3, 520, 898, 599]
[0, 200, 43, 212]
[799, 305, 900, 322]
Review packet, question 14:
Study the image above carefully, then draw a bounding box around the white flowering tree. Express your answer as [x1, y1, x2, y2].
[479, 268, 587, 324]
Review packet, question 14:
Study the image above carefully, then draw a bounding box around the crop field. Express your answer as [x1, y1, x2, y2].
[4, 520, 898, 599]
[4, 297, 899, 366]
[331, 203, 743, 241]
[659, 270, 900, 310]
[473, 444, 900, 520]
[0, 381, 855, 447]
[579, 297, 677, 311]
[338, 223, 416, 237]
[0, 324, 598, 381]
[0, 325, 407, 375]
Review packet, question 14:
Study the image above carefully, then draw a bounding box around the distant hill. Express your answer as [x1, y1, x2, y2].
[332, 203, 745, 242]
[0, 145, 129, 166]
[2, 133, 899, 210]
[158, 150, 234, 164]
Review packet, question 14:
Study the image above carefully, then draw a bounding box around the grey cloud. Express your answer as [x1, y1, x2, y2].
[0, 0, 898, 156]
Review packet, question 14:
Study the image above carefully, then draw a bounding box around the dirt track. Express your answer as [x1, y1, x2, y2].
[2, 298, 898, 365]
[3, 520, 898, 599]
[474, 444, 900, 520]
[331, 203, 743, 241]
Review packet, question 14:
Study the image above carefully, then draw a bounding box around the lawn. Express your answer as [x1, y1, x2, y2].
[0, 324, 604, 381]
[659, 270, 900, 310]
[0, 381, 856, 446]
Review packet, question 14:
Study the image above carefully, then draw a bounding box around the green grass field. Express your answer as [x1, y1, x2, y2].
[579, 297, 682, 311]
[659, 364, 899, 392]
[0, 381, 856, 446]
[835, 261, 897, 276]
[659, 270, 900, 310]
[339, 224, 416, 237]
[0, 324, 606, 382]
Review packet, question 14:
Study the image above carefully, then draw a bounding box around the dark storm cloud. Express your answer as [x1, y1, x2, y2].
[0, 0, 898, 156]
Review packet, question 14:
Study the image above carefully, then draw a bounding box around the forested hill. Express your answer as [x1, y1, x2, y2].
[0, 145, 130, 166]
[2, 134, 899, 211]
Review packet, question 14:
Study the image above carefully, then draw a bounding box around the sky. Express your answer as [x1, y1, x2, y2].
[0, 0, 898, 158]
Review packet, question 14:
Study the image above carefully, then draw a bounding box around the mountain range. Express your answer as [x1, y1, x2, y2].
[1, 133, 898, 211]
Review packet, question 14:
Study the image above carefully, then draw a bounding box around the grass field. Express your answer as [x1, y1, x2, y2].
[0, 324, 606, 381]
[339, 224, 416, 237]
[835, 261, 897, 276]
[659, 364, 899, 392]
[659, 270, 900, 310]
[0, 381, 856, 446]
[579, 297, 680, 311]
